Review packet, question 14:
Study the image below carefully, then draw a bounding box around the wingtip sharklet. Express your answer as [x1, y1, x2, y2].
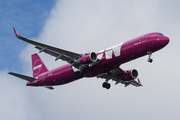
[137, 78, 143, 86]
[137, 78, 141, 84]
[13, 27, 19, 37]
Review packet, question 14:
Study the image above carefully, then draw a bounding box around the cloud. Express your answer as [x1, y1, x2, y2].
[3, 0, 180, 120]
[0, 70, 28, 120]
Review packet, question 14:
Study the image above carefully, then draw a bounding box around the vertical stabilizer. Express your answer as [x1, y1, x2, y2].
[32, 53, 48, 77]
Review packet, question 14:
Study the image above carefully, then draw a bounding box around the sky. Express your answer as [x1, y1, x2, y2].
[1, 0, 180, 120]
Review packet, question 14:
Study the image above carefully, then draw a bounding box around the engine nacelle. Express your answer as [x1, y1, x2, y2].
[79, 52, 97, 64]
[121, 69, 138, 81]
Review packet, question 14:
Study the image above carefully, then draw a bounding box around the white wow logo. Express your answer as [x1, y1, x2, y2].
[33, 64, 42, 70]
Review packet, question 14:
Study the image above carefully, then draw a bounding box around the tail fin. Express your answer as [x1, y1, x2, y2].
[32, 53, 48, 77]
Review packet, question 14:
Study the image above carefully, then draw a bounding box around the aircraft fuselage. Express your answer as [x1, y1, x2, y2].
[26, 32, 169, 87]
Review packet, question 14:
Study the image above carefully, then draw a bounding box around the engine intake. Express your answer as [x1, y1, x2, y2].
[121, 69, 138, 81]
[79, 52, 97, 64]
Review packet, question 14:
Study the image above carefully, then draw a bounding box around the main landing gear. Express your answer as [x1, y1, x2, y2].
[102, 82, 111, 89]
[75, 71, 83, 78]
[147, 52, 153, 63]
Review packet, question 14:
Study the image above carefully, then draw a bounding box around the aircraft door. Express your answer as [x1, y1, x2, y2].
[38, 74, 43, 81]
[41, 74, 47, 81]
[142, 34, 148, 42]
[43, 75, 45, 81]
[113, 44, 122, 57]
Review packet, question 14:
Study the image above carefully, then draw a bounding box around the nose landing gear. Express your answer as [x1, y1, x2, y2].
[147, 52, 153, 63]
[148, 58, 153, 63]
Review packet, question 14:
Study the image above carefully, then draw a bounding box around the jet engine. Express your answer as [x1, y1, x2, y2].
[121, 69, 138, 81]
[79, 52, 97, 64]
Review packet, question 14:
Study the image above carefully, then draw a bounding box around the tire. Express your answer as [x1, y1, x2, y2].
[102, 82, 107, 88]
[106, 83, 111, 89]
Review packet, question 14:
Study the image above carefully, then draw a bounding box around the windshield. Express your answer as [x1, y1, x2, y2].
[153, 33, 164, 36]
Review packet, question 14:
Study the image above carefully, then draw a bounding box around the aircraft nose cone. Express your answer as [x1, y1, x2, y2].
[161, 36, 170, 46]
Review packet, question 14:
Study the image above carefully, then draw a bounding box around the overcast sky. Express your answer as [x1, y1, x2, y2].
[1, 0, 180, 120]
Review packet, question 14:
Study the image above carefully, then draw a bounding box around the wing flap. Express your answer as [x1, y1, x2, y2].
[35, 45, 72, 62]
[13, 27, 81, 65]
[97, 68, 124, 80]
[17, 34, 81, 59]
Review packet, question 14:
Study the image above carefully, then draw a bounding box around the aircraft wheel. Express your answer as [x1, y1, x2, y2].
[148, 58, 153, 63]
[106, 83, 111, 89]
[102, 82, 111, 89]
[102, 82, 107, 88]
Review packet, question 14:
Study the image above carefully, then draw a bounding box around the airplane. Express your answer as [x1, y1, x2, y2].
[8, 27, 169, 90]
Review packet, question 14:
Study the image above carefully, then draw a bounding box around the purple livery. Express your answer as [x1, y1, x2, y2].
[9, 28, 169, 90]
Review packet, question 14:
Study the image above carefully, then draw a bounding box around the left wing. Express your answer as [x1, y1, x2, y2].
[97, 68, 142, 87]
[13, 27, 82, 68]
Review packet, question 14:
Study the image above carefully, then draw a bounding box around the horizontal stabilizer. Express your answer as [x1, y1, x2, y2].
[44, 86, 54, 90]
[8, 72, 37, 82]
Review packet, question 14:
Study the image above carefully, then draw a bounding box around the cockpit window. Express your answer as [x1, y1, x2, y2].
[153, 33, 164, 36]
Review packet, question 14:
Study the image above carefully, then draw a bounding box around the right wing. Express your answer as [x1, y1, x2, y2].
[13, 27, 82, 69]
[130, 78, 142, 87]
[97, 68, 142, 87]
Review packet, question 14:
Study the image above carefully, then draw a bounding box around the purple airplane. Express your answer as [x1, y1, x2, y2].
[9, 28, 169, 90]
